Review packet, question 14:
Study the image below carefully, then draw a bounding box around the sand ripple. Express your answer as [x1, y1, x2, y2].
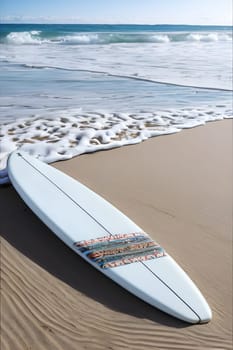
[1, 233, 232, 350]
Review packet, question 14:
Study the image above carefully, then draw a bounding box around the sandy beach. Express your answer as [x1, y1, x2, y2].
[1, 119, 232, 350]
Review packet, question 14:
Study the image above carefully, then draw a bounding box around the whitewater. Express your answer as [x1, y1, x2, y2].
[0, 24, 232, 184]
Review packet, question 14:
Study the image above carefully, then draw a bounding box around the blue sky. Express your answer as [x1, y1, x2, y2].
[0, 0, 232, 25]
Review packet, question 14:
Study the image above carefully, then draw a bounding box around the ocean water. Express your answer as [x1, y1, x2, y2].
[0, 24, 232, 183]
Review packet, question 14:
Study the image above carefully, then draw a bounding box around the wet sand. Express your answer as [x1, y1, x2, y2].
[1, 120, 232, 350]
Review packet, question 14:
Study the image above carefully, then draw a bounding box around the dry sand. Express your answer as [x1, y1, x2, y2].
[1, 120, 232, 350]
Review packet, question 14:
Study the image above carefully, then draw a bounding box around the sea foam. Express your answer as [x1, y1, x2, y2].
[0, 106, 232, 184]
[5, 31, 46, 45]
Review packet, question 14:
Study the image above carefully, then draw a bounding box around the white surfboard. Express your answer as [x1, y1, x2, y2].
[7, 151, 212, 324]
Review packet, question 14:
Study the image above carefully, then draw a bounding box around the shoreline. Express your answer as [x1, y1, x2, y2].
[1, 120, 232, 349]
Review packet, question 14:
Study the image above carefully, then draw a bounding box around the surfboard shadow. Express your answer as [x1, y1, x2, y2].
[1, 186, 191, 328]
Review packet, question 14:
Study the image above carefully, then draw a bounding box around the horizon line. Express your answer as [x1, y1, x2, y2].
[0, 22, 232, 27]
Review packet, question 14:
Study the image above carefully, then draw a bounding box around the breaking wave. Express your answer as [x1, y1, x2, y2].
[2, 31, 232, 45]
[5, 31, 45, 45]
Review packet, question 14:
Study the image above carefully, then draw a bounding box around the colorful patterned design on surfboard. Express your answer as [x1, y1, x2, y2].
[74, 232, 166, 269]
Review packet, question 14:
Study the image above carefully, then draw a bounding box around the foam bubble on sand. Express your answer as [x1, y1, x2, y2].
[0, 106, 232, 184]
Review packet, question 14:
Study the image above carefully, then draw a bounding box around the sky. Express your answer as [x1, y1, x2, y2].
[0, 0, 232, 25]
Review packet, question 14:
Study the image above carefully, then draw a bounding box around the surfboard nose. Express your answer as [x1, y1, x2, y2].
[108, 256, 211, 324]
[198, 305, 212, 323]
[144, 256, 212, 323]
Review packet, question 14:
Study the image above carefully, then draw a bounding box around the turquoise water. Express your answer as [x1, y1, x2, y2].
[1, 23, 232, 37]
